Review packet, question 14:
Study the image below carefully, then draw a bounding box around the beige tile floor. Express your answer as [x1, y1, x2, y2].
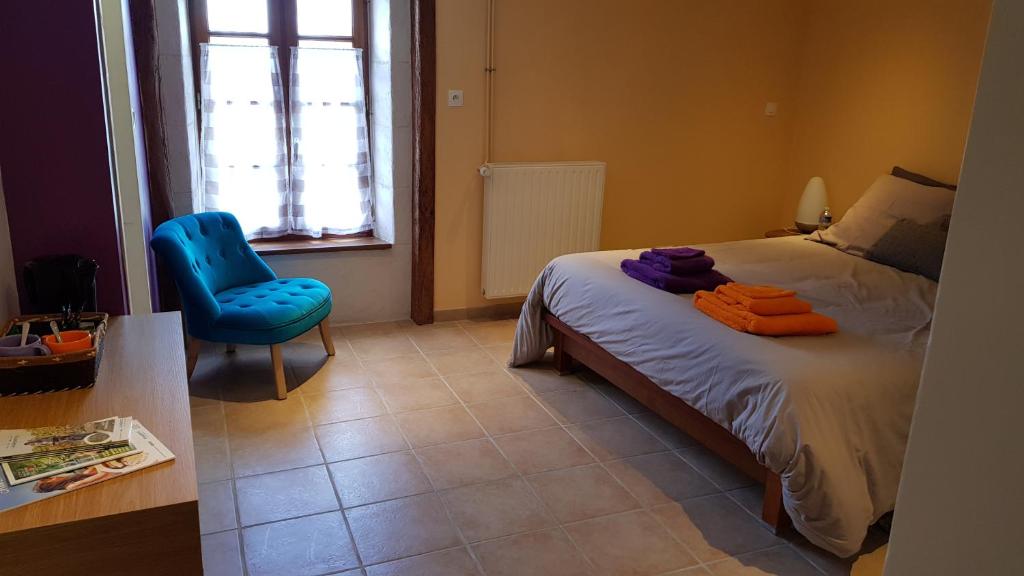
[190, 319, 888, 576]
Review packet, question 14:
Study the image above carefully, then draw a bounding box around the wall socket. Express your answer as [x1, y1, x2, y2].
[448, 89, 464, 107]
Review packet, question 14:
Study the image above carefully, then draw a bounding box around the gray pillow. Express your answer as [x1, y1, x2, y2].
[865, 215, 950, 281]
[809, 175, 955, 257]
[891, 166, 957, 191]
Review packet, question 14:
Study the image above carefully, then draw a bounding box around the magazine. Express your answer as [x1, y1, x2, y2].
[0, 416, 133, 461]
[0, 422, 175, 514]
[2, 444, 141, 486]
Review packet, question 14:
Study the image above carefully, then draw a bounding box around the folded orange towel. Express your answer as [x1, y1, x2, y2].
[716, 284, 813, 316]
[694, 291, 838, 336]
[722, 283, 796, 300]
[694, 291, 750, 332]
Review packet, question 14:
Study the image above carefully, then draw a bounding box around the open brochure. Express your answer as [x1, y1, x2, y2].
[0, 422, 174, 514]
[0, 417, 133, 461]
[2, 444, 141, 486]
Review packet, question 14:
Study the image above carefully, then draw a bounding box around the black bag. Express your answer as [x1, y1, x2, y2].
[22, 255, 99, 328]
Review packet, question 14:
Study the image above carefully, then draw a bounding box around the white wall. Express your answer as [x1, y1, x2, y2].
[368, 0, 413, 246]
[0, 167, 18, 321]
[884, 2, 1022, 574]
[98, 0, 153, 314]
[152, 0, 413, 324]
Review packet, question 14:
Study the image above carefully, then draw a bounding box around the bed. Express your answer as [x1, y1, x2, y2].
[511, 235, 937, 557]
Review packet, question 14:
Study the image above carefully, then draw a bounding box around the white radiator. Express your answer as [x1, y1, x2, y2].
[480, 161, 605, 299]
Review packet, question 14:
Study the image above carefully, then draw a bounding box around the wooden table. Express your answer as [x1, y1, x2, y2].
[0, 313, 201, 575]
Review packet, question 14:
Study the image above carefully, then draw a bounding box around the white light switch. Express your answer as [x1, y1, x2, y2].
[448, 89, 464, 107]
[764, 102, 778, 117]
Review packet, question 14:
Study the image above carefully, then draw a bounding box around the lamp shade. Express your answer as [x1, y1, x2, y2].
[795, 176, 828, 233]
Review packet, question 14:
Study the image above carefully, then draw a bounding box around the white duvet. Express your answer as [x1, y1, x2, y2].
[511, 236, 937, 557]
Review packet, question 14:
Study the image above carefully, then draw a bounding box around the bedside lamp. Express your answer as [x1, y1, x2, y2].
[795, 177, 828, 233]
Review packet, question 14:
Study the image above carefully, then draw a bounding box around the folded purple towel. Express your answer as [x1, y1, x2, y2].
[639, 251, 715, 275]
[650, 247, 705, 259]
[620, 259, 732, 294]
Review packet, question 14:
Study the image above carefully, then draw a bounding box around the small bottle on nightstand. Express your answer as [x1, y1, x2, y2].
[818, 207, 833, 231]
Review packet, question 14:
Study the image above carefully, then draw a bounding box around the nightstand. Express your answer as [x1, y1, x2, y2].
[764, 228, 806, 238]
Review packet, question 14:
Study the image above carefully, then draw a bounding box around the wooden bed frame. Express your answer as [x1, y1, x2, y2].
[544, 311, 789, 532]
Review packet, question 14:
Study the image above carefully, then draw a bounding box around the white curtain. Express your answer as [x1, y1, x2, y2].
[289, 47, 373, 236]
[199, 44, 373, 239]
[199, 44, 289, 238]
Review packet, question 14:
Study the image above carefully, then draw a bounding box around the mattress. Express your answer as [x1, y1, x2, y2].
[511, 236, 937, 557]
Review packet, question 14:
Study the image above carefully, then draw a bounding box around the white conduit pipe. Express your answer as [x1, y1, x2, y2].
[483, 0, 496, 166]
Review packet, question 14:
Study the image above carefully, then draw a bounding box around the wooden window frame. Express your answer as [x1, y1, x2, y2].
[187, 0, 373, 245]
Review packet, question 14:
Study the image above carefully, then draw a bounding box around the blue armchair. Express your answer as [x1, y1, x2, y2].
[151, 212, 335, 399]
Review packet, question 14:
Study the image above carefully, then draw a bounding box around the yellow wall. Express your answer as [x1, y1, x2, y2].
[435, 0, 492, 312]
[434, 0, 990, 314]
[436, 0, 807, 312]
[783, 0, 991, 221]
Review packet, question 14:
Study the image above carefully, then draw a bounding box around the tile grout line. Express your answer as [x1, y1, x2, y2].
[415, 333, 641, 575]
[411, 326, 602, 573]
[778, 542, 833, 576]
[206, 331, 364, 574]
[218, 507, 719, 571]
[208, 367, 694, 573]
[405, 325, 509, 576]
[298, 354, 369, 575]
[209, 336, 612, 572]
[192, 347, 249, 576]
[505, 364, 715, 573]
[583, 365, 829, 575]
[219, 356, 249, 576]
[195, 322, 829, 575]
[584, 367, 809, 571]
[582, 382, 724, 572]
[407, 329, 718, 574]
[518, 356, 802, 572]
[351, 324, 486, 574]
[200, 328, 487, 573]
[219, 451, 749, 543]
[715, 488, 831, 574]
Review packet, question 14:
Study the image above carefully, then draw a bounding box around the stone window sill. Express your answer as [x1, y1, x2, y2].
[250, 235, 392, 256]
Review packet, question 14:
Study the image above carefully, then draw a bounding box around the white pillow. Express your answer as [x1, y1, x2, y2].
[809, 174, 955, 257]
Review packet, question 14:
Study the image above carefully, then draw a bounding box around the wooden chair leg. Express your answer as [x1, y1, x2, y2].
[270, 344, 287, 400]
[186, 337, 202, 380]
[762, 471, 789, 534]
[318, 318, 335, 356]
[226, 343, 236, 354]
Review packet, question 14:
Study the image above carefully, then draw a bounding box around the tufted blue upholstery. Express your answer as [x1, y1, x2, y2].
[151, 212, 332, 345]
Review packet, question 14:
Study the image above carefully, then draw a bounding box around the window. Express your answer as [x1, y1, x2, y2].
[189, 0, 372, 240]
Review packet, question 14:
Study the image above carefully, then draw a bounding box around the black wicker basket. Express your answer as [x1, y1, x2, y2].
[0, 313, 108, 396]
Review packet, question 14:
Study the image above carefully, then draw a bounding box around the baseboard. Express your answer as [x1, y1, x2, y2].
[322, 301, 525, 327]
[434, 301, 524, 323]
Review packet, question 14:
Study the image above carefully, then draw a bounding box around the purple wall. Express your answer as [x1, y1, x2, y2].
[0, 1, 129, 315]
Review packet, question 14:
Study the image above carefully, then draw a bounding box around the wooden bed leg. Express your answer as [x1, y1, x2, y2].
[762, 471, 788, 534]
[553, 331, 574, 375]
